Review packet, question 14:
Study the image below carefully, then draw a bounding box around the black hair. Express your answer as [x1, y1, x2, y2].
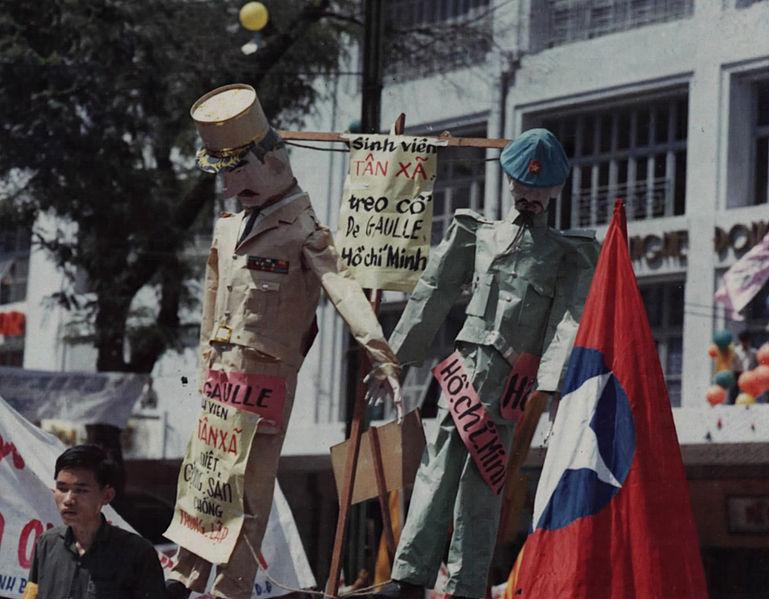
[738, 330, 752, 343]
[54, 444, 117, 488]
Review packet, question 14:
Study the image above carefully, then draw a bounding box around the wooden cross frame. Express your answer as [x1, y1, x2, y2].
[278, 129, 510, 150]
[277, 117, 538, 598]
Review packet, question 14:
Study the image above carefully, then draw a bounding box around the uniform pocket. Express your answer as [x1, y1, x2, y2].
[244, 280, 281, 322]
[517, 282, 553, 328]
[466, 273, 494, 317]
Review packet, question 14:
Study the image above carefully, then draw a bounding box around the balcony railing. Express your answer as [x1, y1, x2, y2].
[575, 177, 671, 227]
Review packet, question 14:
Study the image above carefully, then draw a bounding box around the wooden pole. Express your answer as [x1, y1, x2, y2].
[370, 426, 396, 557]
[361, 0, 384, 134]
[278, 129, 509, 149]
[325, 290, 380, 598]
[496, 391, 551, 544]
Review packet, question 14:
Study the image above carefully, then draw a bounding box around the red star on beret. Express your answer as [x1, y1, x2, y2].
[528, 159, 541, 174]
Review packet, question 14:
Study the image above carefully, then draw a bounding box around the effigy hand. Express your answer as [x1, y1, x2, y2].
[364, 371, 404, 422]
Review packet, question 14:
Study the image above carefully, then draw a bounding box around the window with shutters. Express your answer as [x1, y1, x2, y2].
[542, 0, 694, 48]
[538, 93, 688, 229]
[0, 337, 24, 366]
[725, 71, 769, 208]
[639, 278, 685, 407]
[384, 0, 492, 79]
[431, 133, 487, 246]
[752, 80, 769, 205]
[0, 226, 31, 305]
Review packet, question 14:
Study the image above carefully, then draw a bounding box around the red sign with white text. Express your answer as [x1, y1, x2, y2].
[203, 370, 286, 430]
[499, 353, 540, 422]
[432, 351, 508, 495]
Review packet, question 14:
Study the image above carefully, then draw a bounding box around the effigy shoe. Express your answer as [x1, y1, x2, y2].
[371, 579, 424, 599]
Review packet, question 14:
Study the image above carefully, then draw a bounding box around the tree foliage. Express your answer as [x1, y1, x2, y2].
[0, 0, 496, 377]
[0, 0, 355, 372]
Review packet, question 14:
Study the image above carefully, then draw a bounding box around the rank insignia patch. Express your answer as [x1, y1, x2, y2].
[246, 256, 289, 274]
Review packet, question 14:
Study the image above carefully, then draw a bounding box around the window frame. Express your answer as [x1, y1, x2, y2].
[543, 0, 695, 48]
[0, 226, 31, 306]
[531, 91, 689, 229]
[639, 276, 686, 407]
[752, 79, 769, 206]
[431, 140, 487, 245]
[0, 330, 24, 366]
[383, 0, 493, 80]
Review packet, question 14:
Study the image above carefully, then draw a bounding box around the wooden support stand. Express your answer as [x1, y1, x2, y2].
[303, 113, 512, 598]
[325, 290, 382, 598]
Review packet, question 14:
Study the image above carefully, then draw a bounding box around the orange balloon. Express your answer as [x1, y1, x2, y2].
[757, 343, 769, 366]
[706, 385, 726, 406]
[753, 365, 769, 394]
[738, 370, 763, 397]
[707, 344, 718, 358]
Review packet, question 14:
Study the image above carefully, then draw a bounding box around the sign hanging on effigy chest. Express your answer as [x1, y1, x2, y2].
[336, 133, 447, 293]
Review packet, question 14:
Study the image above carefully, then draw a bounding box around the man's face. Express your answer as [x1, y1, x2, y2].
[508, 178, 563, 215]
[54, 468, 114, 528]
[221, 146, 293, 206]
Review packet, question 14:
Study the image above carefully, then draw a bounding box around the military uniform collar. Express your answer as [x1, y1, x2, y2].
[509, 209, 549, 229]
[235, 189, 309, 249]
[272, 189, 310, 224]
[244, 187, 306, 218]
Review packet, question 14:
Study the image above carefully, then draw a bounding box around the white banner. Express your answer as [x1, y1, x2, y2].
[336, 133, 444, 292]
[715, 230, 769, 320]
[0, 366, 148, 428]
[0, 394, 315, 598]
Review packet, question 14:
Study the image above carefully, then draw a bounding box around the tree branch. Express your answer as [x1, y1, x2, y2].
[121, 172, 215, 300]
[249, 0, 334, 74]
[128, 257, 183, 373]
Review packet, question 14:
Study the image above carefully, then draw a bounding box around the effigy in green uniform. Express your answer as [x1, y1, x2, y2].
[373, 129, 600, 599]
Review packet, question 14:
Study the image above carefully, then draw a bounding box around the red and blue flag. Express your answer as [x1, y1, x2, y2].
[509, 201, 707, 598]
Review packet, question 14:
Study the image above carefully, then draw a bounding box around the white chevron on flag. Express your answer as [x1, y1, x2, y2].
[533, 372, 622, 529]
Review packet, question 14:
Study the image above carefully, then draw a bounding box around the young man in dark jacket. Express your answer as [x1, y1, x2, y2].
[25, 444, 166, 599]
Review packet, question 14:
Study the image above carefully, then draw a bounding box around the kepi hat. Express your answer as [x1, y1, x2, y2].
[190, 83, 271, 173]
[500, 128, 570, 188]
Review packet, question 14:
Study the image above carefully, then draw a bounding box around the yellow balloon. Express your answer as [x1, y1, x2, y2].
[240, 2, 269, 31]
[736, 392, 757, 405]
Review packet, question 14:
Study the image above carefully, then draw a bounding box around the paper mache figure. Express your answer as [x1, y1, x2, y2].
[372, 129, 600, 599]
[165, 84, 401, 599]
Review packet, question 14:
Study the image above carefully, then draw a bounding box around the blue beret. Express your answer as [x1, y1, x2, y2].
[500, 128, 570, 188]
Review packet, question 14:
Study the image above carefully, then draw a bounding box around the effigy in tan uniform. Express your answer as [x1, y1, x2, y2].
[164, 84, 401, 599]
